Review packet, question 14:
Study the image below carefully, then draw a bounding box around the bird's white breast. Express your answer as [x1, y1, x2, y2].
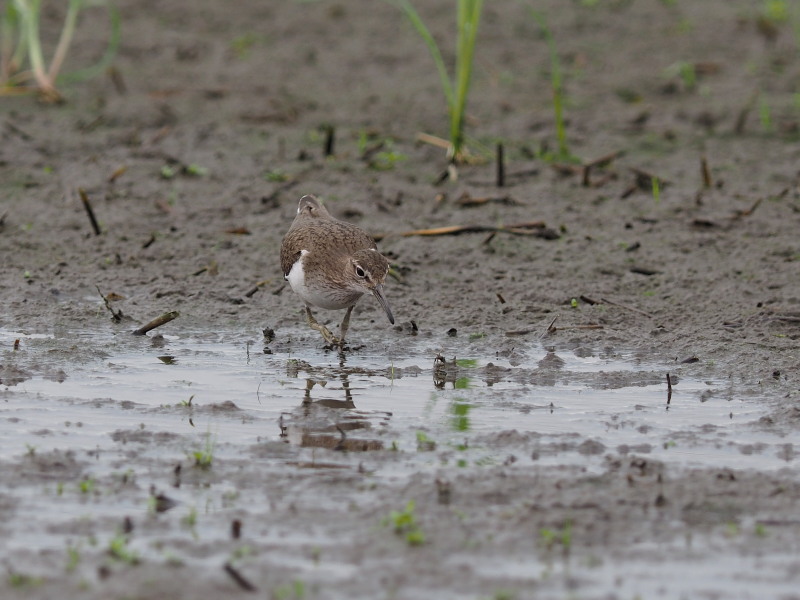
[286, 250, 352, 310]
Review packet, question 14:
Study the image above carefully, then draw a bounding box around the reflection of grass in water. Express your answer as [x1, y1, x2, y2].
[452, 401, 472, 431]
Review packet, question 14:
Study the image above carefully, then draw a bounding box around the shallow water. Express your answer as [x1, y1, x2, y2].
[1, 327, 784, 473]
[1, 327, 796, 599]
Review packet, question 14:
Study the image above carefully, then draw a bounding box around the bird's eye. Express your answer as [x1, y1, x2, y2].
[355, 265, 366, 278]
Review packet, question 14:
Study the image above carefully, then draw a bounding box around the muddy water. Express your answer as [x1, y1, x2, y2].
[2, 327, 782, 473]
[1, 326, 796, 598]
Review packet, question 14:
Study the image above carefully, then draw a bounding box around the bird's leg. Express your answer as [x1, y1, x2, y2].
[305, 307, 340, 346]
[338, 305, 354, 347]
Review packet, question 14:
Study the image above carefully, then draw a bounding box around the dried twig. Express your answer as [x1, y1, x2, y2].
[666, 372, 673, 405]
[132, 311, 179, 336]
[375, 221, 558, 241]
[582, 150, 624, 187]
[78, 188, 102, 235]
[496, 142, 505, 187]
[731, 197, 763, 219]
[542, 315, 559, 338]
[601, 296, 654, 318]
[96, 285, 123, 322]
[323, 124, 335, 157]
[455, 192, 521, 208]
[244, 280, 269, 298]
[223, 563, 257, 592]
[700, 155, 712, 188]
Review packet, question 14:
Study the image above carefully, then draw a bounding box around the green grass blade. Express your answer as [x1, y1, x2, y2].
[390, 0, 453, 107]
[60, 2, 121, 83]
[450, 0, 482, 159]
[531, 10, 573, 162]
[47, 0, 84, 81]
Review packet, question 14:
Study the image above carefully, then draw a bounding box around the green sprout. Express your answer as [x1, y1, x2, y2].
[65, 543, 81, 573]
[78, 477, 95, 494]
[383, 500, 426, 546]
[531, 11, 576, 163]
[390, 0, 483, 168]
[185, 164, 208, 177]
[191, 430, 216, 469]
[539, 519, 572, 553]
[1, 0, 120, 102]
[108, 533, 139, 565]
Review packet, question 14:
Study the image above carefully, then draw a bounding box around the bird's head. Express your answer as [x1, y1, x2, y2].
[348, 249, 394, 324]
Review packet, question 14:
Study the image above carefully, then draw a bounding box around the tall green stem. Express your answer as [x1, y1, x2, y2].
[450, 0, 482, 161]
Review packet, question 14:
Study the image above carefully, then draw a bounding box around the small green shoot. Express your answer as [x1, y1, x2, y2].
[7, 571, 43, 588]
[416, 431, 436, 451]
[230, 33, 260, 59]
[66, 543, 80, 573]
[383, 500, 426, 546]
[264, 169, 289, 182]
[78, 477, 95, 494]
[108, 533, 139, 565]
[539, 520, 572, 554]
[191, 430, 216, 469]
[570, 298, 579, 308]
[758, 96, 773, 132]
[531, 11, 577, 163]
[651, 176, 661, 202]
[273, 580, 306, 600]
[160, 165, 176, 179]
[185, 164, 208, 177]
[369, 149, 408, 171]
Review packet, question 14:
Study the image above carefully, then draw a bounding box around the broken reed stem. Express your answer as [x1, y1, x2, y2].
[666, 372, 673, 404]
[373, 221, 556, 241]
[323, 124, 335, 157]
[78, 188, 102, 235]
[700, 155, 712, 188]
[223, 563, 257, 592]
[96, 285, 123, 322]
[496, 142, 505, 187]
[132, 311, 180, 336]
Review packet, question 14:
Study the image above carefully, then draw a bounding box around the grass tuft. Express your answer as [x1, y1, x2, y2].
[390, 0, 483, 167]
[1, 0, 120, 102]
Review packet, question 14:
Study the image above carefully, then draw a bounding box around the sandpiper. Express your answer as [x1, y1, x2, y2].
[280, 195, 394, 347]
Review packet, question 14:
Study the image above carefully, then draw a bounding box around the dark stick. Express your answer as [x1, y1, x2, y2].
[496, 143, 505, 187]
[666, 372, 673, 404]
[78, 188, 102, 235]
[96, 285, 123, 322]
[223, 563, 257, 592]
[323, 124, 335, 157]
[700, 155, 712, 188]
[132, 311, 180, 336]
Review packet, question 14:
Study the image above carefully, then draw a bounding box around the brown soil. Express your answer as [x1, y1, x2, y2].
[1, 1, 799, 598]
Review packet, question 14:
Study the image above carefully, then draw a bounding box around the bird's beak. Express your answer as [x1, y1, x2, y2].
[372, 284, 395, 325]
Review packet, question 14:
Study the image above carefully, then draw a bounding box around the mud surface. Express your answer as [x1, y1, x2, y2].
[1, 1, 800, 598]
